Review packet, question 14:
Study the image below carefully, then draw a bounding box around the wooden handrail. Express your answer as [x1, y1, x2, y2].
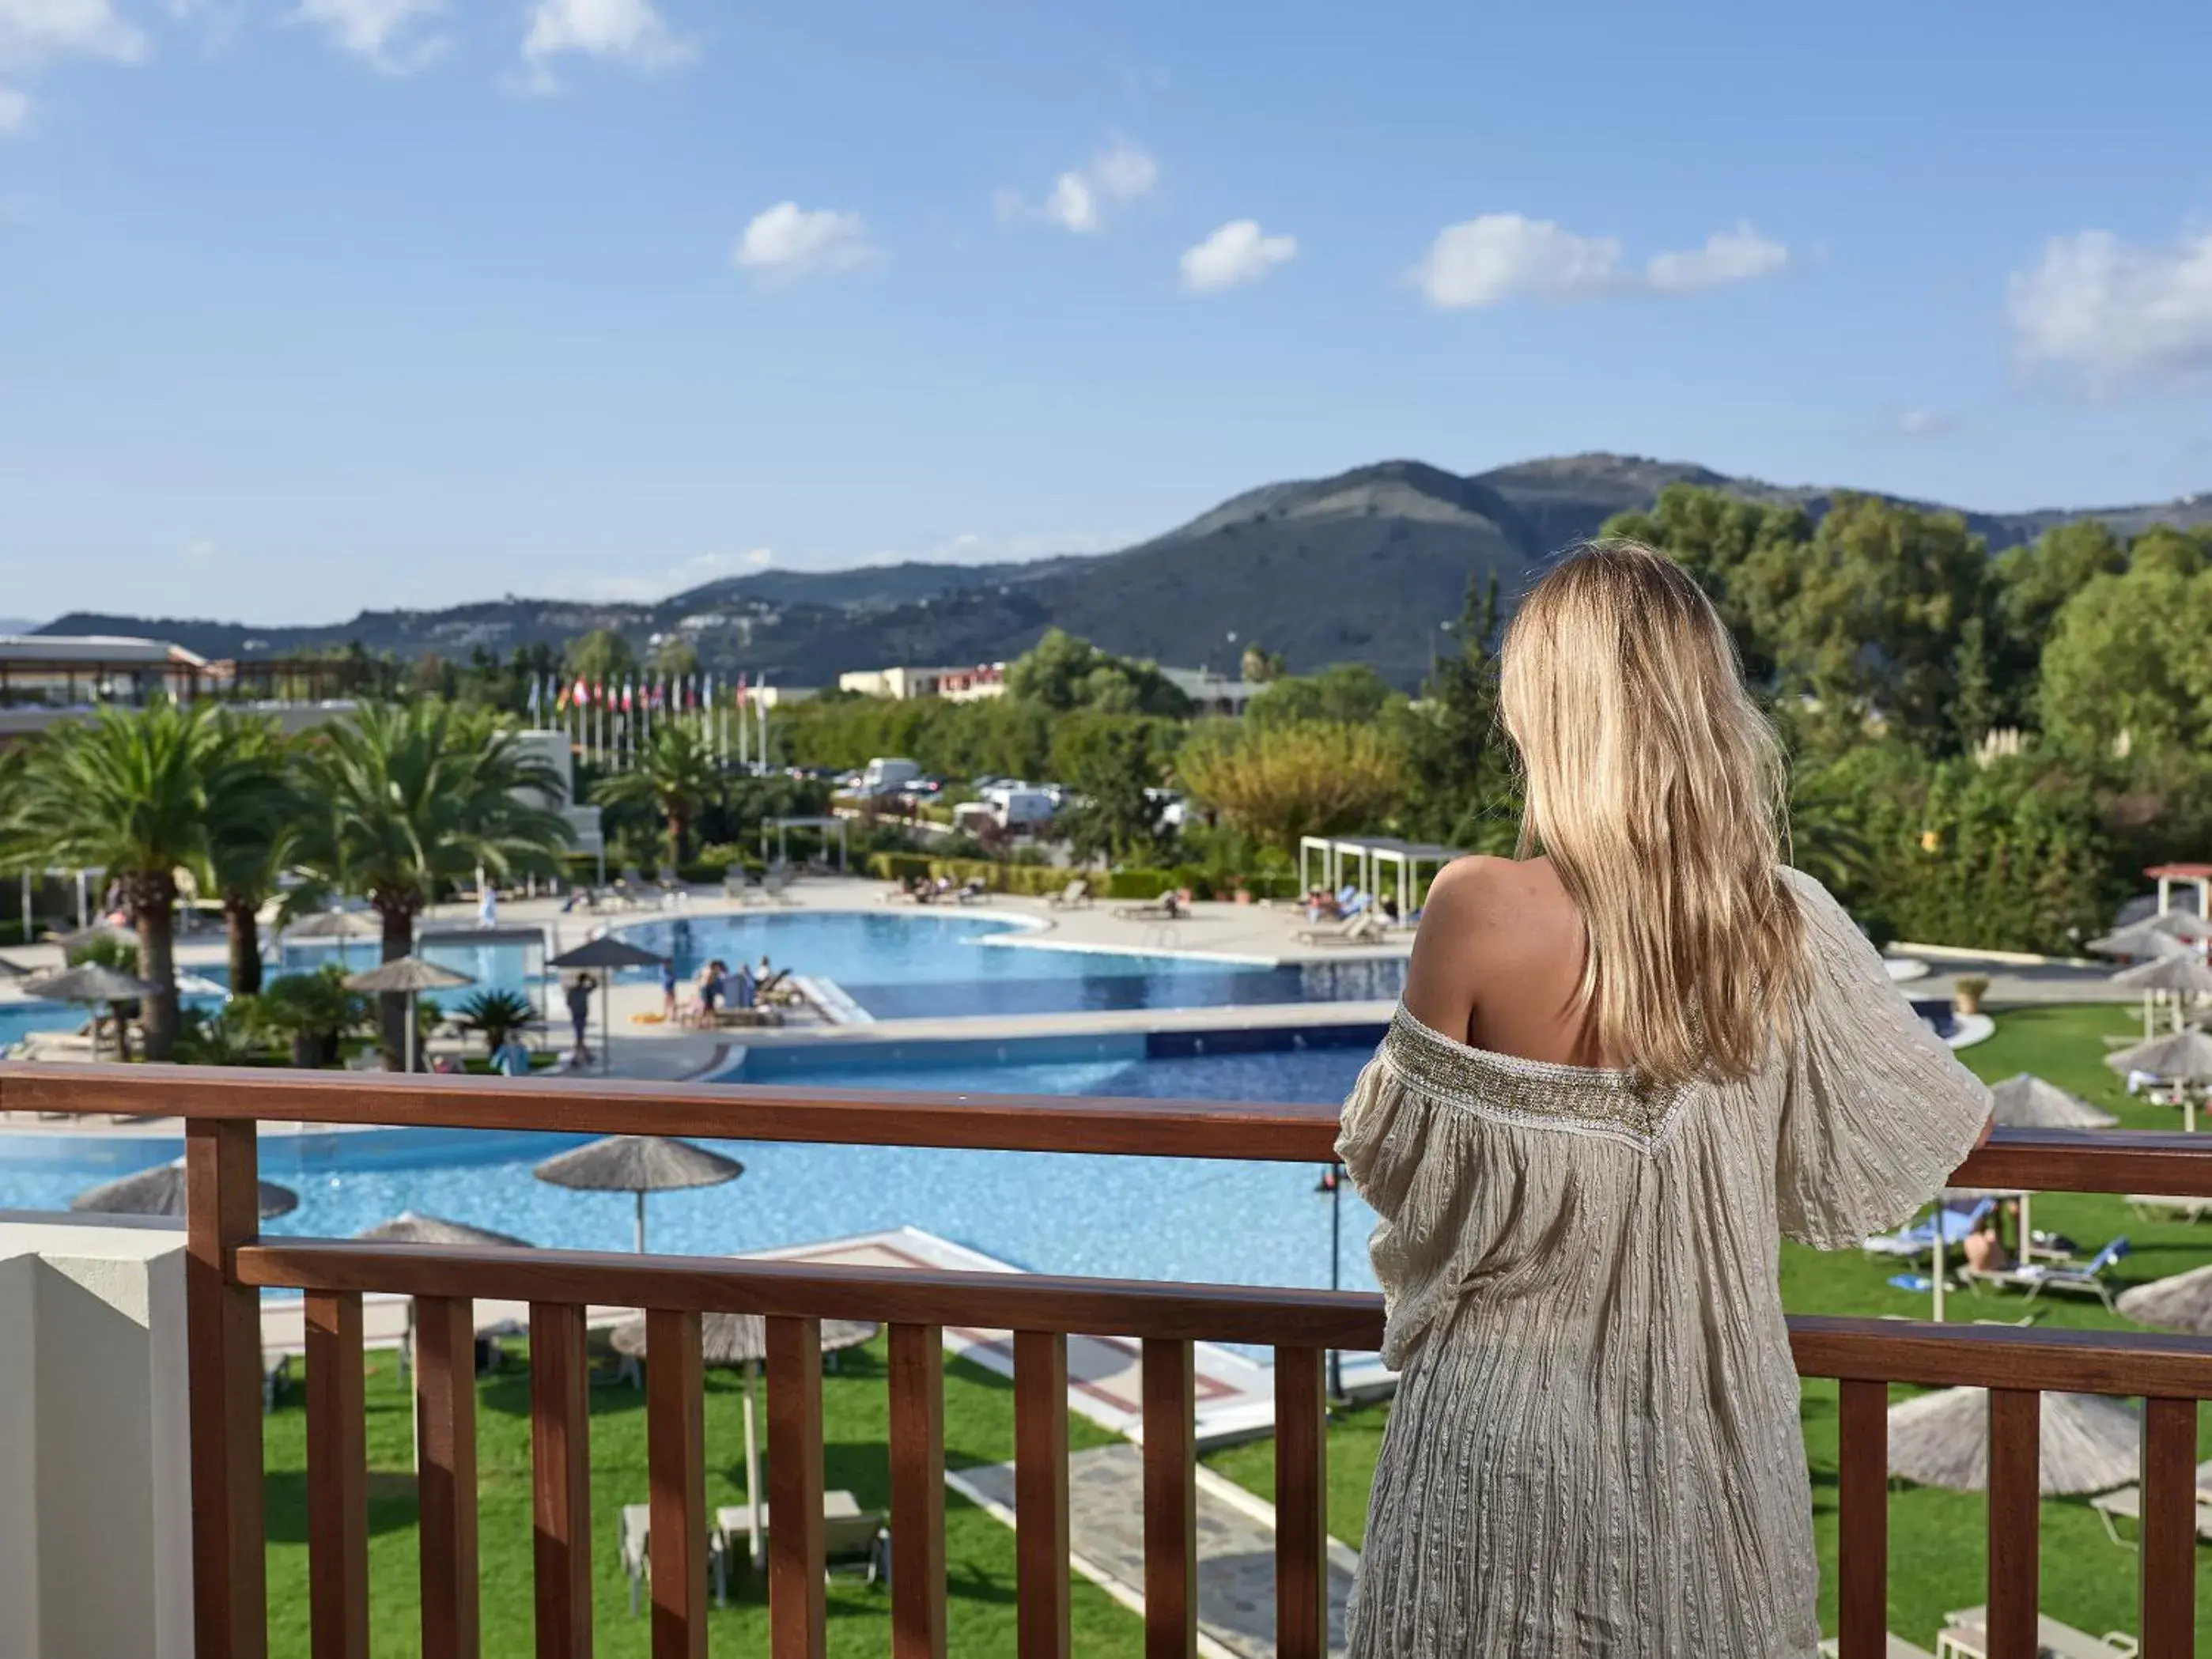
[232, 1239, 1391, 1351]
[9, 1061, 2212, 1194]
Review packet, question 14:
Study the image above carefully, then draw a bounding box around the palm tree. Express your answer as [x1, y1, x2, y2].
[3, 701, 283, 1060]
[196, 713, 298, 996]
[595, 721, 720, 868]
[293, 701, 571, 1062]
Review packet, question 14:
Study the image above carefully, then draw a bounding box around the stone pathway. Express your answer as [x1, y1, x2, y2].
[949, 1443, 1356, 1659]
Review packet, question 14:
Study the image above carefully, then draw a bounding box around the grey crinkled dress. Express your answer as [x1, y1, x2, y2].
[1336, 868, 1991, 1658]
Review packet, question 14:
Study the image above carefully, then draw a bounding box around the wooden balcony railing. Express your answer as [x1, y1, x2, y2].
[2, 1063, 2210, 1659]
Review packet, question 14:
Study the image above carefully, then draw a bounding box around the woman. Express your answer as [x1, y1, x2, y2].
[1337, 542, 1991, 1658]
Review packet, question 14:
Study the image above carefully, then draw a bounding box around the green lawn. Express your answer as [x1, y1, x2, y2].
[263, 1339, 1145, 1657]
[266, 1003, 2212, 1653]
[1205, 1002, 2212, 1650]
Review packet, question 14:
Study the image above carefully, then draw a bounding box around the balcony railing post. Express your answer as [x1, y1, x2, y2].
[305, 1290, 369, 1659]
[1986, 1389, 2040, 1659]
[2140, 1396, 2198, 1659]
[1141, 1338, 1197, 1659]
[1013, 1330, 1071, 1659]
[766, 1314, 827, 1659]
[184, 1117, 268, 1659]
[888, 1323, 948, 1659]
[530, 1302, 594, 1659]
[646, 1308, 708, 1659]
[1272, 1346, 1329, 1659]
[416, 1295, 481, 1659]
[1835, 1379, 1888, 1659]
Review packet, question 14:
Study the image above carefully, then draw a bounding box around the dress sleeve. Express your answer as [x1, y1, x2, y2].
[1774, 868, 1992, 1249]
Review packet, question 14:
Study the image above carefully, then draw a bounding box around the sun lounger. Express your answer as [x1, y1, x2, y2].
[1862, 1197, 1996, 1258]
[2127, 1193, 2212, 1223]
[618, 1502, 734, 1615]
[1114, 898, 1187, 921]
[713, 1006, 785, 1030]
[1960, 1236, 2130, 1311]
[1935, 1606, 2139, 1657]
[2090, 1480, 2212, 1548]
[716, 1491, 887, 1588]
[1817, 1637, 1937, 1659]
[1048, 879, 1092, 909]
[1298, 911, 1386, 947]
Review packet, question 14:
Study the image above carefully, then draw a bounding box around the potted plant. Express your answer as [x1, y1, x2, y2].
[1952, 974, 1989, 1017]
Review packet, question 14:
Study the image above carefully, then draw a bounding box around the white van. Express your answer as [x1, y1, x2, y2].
[860, 758, 921, 797]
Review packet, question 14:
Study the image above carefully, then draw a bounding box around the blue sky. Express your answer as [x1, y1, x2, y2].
[2, 0, 2210, 624]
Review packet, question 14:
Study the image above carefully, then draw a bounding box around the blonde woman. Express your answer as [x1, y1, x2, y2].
[1338, 542, 1992, 1658]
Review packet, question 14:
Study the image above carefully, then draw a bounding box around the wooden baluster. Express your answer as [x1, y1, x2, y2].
[530, 1303, 594, 1659]
[647, 1309, 707, 1659]
[767, 1315, 826, 1659]
[1272, 1347, 1328, 1659]
[1142, 1339, 1197, 1659]
[1986, 1389, 2040, 1659]
[1836, 1380, 1888, 1659]
[185, 1117, 268, 1659]
[417, 1296, 480, 1659]
[2140, 1396, 2198, 1659]
[306, 1291, 369, 1659]
[1013, 1330, 1070, 1659]
[888, 1324, 947, 1659]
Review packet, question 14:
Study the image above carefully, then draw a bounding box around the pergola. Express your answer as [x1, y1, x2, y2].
[762, 815, 849, 871]
[2148, 862, 2212, 920]
[1298, 835, 1459, 912]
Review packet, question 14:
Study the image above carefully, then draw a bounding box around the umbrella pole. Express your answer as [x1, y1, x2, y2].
[2021, 1192, 2032, 1262]
[636, 1189, 646, 1254]
[405, 989, 418, 1075]
[1932, 1194, 1947, 1323]
[745, 1359, 763, 1570]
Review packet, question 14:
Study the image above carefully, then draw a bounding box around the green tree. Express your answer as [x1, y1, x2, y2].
[196, 713, 298, 996]
[1239, 644, 1287, 684]
[3, 701, 285, 1060]
[1401, 571, 1518, 852]
[1177, 721, 1408, 853]
[293, 701, 572, 1063]
[565, 628, 637, 690]
[1988, 520, 2127, 721]
[2038, 559, 2212, 759]
[1006, 629, 1193, 717]
[594, 721, 721, 867]
[1052, 715, 1171, 863]
[1245, 663, 1399, 731]
[649, 637, 701, 681]
[1601, 485, 1811, 683]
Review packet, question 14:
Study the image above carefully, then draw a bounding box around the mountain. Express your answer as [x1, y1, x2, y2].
[37, 454, 2212, 691]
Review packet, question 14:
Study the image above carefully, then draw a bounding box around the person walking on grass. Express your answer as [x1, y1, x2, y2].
[1337, 541, 1994, 1659]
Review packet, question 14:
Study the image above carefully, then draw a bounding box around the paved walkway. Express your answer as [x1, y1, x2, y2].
[950, 1444, 1356, 1659]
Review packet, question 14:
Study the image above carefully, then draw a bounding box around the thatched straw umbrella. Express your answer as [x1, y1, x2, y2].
[2111, 953, 2212, 1039]
[284, 907, 377, 969]
[610, 1311, 878, 1566]
[343, 955, 475, 1074]
[2089, 910, 2212, 960]
[1888, 1386, 2141, 1495]
[24, 962, 161, 1062]
[547, 933, 671, 1074]
[355, 1212, 531, 1391]
[2116, 1262, 2212, 1335]
[532, 1135, 742, 1253]
[43, 920, 138, 954]
[2107, 1026, 2212, 1132]
[73, 1157, 298, 1220]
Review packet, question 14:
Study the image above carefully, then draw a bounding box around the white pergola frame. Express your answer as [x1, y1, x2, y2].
[762, 815, 849, 872]
[1298, 835, 1459, 913]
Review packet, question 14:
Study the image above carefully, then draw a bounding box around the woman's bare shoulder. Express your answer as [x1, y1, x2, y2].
[1402, 857, 1558, 1033]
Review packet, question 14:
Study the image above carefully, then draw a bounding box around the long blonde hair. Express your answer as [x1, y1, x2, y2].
[1499, 539, 1805, 1086]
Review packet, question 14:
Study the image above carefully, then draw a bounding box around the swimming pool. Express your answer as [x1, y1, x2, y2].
[0, 1041, 1386, 1294]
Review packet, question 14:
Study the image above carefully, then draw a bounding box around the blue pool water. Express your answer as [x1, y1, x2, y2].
[0, 1045, 1384, 1294]
[2, 913, 1404, 1045]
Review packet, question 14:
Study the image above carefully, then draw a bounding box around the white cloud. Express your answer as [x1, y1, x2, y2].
[862, 528, 1133, 567]
[1891, 406, 1957, 438]
[1412, 212, 1793, 308]
[293, 0, 447, 71]
[0, 85, 26, 130]
[1643, 222, 1791, 293]
[1011, 136, 1158, 234]
[0, 0, 146, 68]
[1179, 218, 1296, 293]
[2008, 228, 2212, 393]
[732, 202, 877, 285]
[518, 0, 692, 91]
[545, 547, 773, 603]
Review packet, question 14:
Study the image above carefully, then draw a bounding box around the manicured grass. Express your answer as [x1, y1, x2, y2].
[263, 1336, 1144, 1657]
[1205, 1003, 2212, 1650]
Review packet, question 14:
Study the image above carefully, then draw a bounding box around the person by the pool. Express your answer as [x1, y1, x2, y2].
[1335, 539, 1993, 1659]
[490, 1032, 533, 1077]
[733, 958, 756, 1009]
[697, 959, 725, 1023]
[563, 973, 595, 1064]
[659, 957, 679, 1022]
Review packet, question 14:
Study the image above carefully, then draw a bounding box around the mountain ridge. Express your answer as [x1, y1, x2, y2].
[36, 453, 2212, 690]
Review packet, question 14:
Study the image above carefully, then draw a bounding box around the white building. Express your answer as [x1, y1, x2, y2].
[838, 663, 1007, 702]
[1162, 667, 1262, 717]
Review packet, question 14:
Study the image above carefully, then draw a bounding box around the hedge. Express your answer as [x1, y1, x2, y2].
[861, 853, 1299, 902]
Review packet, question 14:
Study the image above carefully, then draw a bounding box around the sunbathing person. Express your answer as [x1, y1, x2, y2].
[1963, 1212, 2013, 1273]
